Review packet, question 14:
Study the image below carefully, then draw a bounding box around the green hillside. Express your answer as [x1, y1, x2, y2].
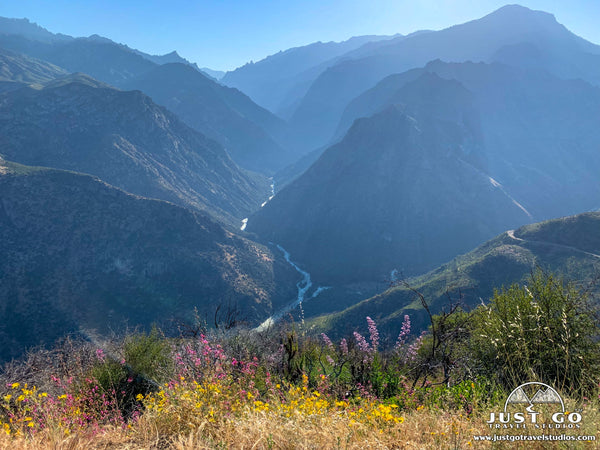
[309, 212, 600, 341]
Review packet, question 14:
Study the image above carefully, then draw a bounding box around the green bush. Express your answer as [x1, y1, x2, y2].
[470, 269, 600, 395]
[122, 327, 172, 383]
[88, 327, 172, 417]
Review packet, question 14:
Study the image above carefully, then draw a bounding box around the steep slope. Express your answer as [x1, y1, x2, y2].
[0, 47, 67, 85]
[0, 160, 297, 362]
[337, 60, 600, 221]
[221, 35, 395, 115]
[310, 212, 600, 340]
[0, 17, 71, 43]
[0, 32, 157, 86]
[0, 16, 223, 86]
[288, 5, 600, 153]
[0, 75, 270, 225]
[248, 75, 533, 283]
[121, 63, 291, 174]
[200, 67, 225, 80]
[133, 48, 196, 67]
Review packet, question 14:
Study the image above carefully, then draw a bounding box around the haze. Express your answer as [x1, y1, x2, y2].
[1, 0, 598, 71]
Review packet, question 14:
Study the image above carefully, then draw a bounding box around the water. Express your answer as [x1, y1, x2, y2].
[255, 244, 329, 331]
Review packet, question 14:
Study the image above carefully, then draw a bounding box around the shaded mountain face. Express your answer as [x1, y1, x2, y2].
[200, 67, 225, 81]
[0, 17, 72, 43]
[221, 35, 395, 116]
[312, 212, 600, 341]
[0, 160, 298, 362]
[248, 80, 533, 283]
[287, 4, 600, 153]
[0, 76, 270, 225]
[338, 60, 600, 221]
[121, 63, 291, 174]
[0, 16, 227, 87]
[132, 49, 196, 67]
[0, 47, 67, 85]
[0, 33, 157, 86]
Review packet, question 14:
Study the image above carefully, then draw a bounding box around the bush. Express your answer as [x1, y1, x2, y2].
[470, 269, 600, 395]
[89, 327, 172, 418]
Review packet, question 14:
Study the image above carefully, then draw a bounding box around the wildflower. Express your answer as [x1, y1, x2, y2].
[95, 348, 106, 362]
[320, 333, 335, 352]
[405, 331, 426, 362]
[353, 332, 372, 363]
[366, 317, 379, 351]
[396, 315, 411, 349]
[340, 338, 348, 355]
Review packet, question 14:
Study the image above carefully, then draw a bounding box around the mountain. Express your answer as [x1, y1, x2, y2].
[0, 17, 184, 87]
[200, 67, 225, 80]
[0, 17, 72, 43]
[337, 60, 600, 221]
[0, 75, 270, 225]
[309, 212, 600, 340]
[0, 47, 67, 86]
[121, 63, 291, 174]
[248, 74, 533, 284]
[0, 159, 298, 362]
[0, 32, 157, 86]
[133, 48, 227, 81]
[133, 49, 194, 66]
[288, 4, 600, 153]
[221, 35, 396, 115]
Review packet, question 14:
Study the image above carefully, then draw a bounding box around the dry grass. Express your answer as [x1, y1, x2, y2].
[1, 404, 599, 449]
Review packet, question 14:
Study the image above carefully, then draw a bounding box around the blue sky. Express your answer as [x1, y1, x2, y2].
[1, 0, 598, 71]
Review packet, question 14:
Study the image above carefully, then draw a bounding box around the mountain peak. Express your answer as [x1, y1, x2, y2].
[482, 4, 557, 24]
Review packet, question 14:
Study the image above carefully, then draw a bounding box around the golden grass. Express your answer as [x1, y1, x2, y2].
[1, 403, 598, 449]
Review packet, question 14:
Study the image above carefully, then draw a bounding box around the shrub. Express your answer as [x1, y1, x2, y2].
[470, 269, 600, 395]
[89, 327, 172, 418]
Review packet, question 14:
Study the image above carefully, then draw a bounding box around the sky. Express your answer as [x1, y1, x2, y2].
[1, 0, 599, 72]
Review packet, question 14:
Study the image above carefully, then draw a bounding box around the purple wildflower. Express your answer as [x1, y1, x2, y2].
[366, 317, 379, 351]
[405, 331, 426, 362]
[353, 331, 372, 364]
[395, 315, 411, 349]
[321, 333, 335, 352]
[340, 338, 348, 356]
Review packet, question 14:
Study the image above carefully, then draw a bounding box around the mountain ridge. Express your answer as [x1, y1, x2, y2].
[248, 80, 533, 283]
[308, 211, 600, 340]
[287, 4, 600, 154]
[0, 158, 298, 362]
[0, 75, 271, 225]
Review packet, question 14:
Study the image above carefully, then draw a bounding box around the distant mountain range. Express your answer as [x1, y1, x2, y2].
[0, 17, 290, 173]
[1, 5, 600, 361]
[221, 35, 397, 117]
[0, 74, 270, 225]
[121, 63, 292, 174]
[309, 212, 600, 340]
[336, 60, 600, 221]
[248, 75, 533, 283]
[0, 159, 297, 362]
[0, 46, 66, 87]
[286, 4, 600, 154]
[250, 56, 600, 285]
